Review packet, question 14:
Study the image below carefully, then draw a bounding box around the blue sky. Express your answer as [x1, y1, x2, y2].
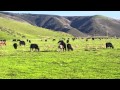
[4, 11, 120, 19]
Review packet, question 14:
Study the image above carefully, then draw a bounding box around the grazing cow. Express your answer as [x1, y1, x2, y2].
[17, 39, 20, 41]
[92, 38, 94, 40]
[0, 40, 6, 46]
[22, 36, 26, 38]
[19, 41, 25, 46]
[58, 40, 66, 51]
[13, 39, 16, 42]
[53, 39, 56, 41]
[67, 44, 73, 51]
[29, 40, 31, 43]
[106, 42, 114, 49]
[66, 39, 69, 43]
[86, 38, 88, 41]
[3, 39, 6, 42]
[13, 43, 17, 49]
[72, 38, 75, 41]
[30, 44, 39, 52]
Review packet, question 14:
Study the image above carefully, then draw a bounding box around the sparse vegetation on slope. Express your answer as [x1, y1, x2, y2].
[0, 17, 73, 40]
[1, 12, 120, 37]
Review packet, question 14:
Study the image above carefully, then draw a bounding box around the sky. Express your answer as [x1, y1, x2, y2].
[3, 11, 120, 19]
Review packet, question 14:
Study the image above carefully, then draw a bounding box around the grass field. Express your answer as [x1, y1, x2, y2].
[1, 16, 120, 79]
[0, 38, 120, 79]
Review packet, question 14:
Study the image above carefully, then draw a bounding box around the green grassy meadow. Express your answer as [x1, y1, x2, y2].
[1, 38, 120, 79]
[1, 16, 120, 79]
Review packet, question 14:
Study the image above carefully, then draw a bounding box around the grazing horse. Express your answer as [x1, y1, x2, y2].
[58, 40, 66, 51]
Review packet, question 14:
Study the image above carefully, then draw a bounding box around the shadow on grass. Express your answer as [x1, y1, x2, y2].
[24, 50, 58, 52]
[40, 50, 58, 52]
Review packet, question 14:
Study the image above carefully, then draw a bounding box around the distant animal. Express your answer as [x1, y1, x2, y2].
[30, 44, 39, 52]
[27, 39, 31, 43]
[13, 39, 16, 42]
[86, 38, 88, 41]
[106, 42, 114, 49]
[19, 41, 25, 46]
[13, 43, 17, 49]
[29, 40, 31, 43]
[3, 39, 6, 42]
[58, 40, 66, 51]
[17, 39, 20, 41]
[0, 40, 6, 46]
[72, 38, 75, 41]
[67, 44, 73, 51]
[92, 38, 94, 40]
[66, 39, 69, 43]
[53, 39, 56, 41]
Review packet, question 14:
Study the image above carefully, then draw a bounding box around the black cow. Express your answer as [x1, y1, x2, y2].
[13, 43, 17, 49]
[30, 44, 39, 52]
[92, 38, 94, 40]
[72, 38, 75, 41]
[67, 44, 73, 51]
[66, 39, 69, 43]
[19, 41, 25, 46]
[53, 39, 56, 41]
[29, 40, 31, 43]
[17, 39, 20, 41]
[27, 39, 31, 43]
[58, 40, 66, 51]
[13, 39, 16, 42]
[106, 42, 114, 49]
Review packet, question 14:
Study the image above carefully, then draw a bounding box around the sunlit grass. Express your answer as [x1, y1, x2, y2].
[0, 38, 120, 79]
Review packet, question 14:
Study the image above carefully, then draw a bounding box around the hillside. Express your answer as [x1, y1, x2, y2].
[0, 16, 73, 40]
[0, 12, 87, 37]
[67, 15, 120, 37]
[1, 12, 120, 37]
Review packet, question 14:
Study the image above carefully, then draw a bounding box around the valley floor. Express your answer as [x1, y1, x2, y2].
[0, 38, 120, 79]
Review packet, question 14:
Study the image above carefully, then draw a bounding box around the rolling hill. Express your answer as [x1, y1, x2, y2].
[1, 12, 120, 37]
[0, 12, 87, 37]
[66, 15, 120, 37]
[0, 16, 73, 40]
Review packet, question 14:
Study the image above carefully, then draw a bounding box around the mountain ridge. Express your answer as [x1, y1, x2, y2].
[1, 12, 120, 37]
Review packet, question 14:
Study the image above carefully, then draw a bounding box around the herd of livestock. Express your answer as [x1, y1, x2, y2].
[0, 37, 115, 52]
